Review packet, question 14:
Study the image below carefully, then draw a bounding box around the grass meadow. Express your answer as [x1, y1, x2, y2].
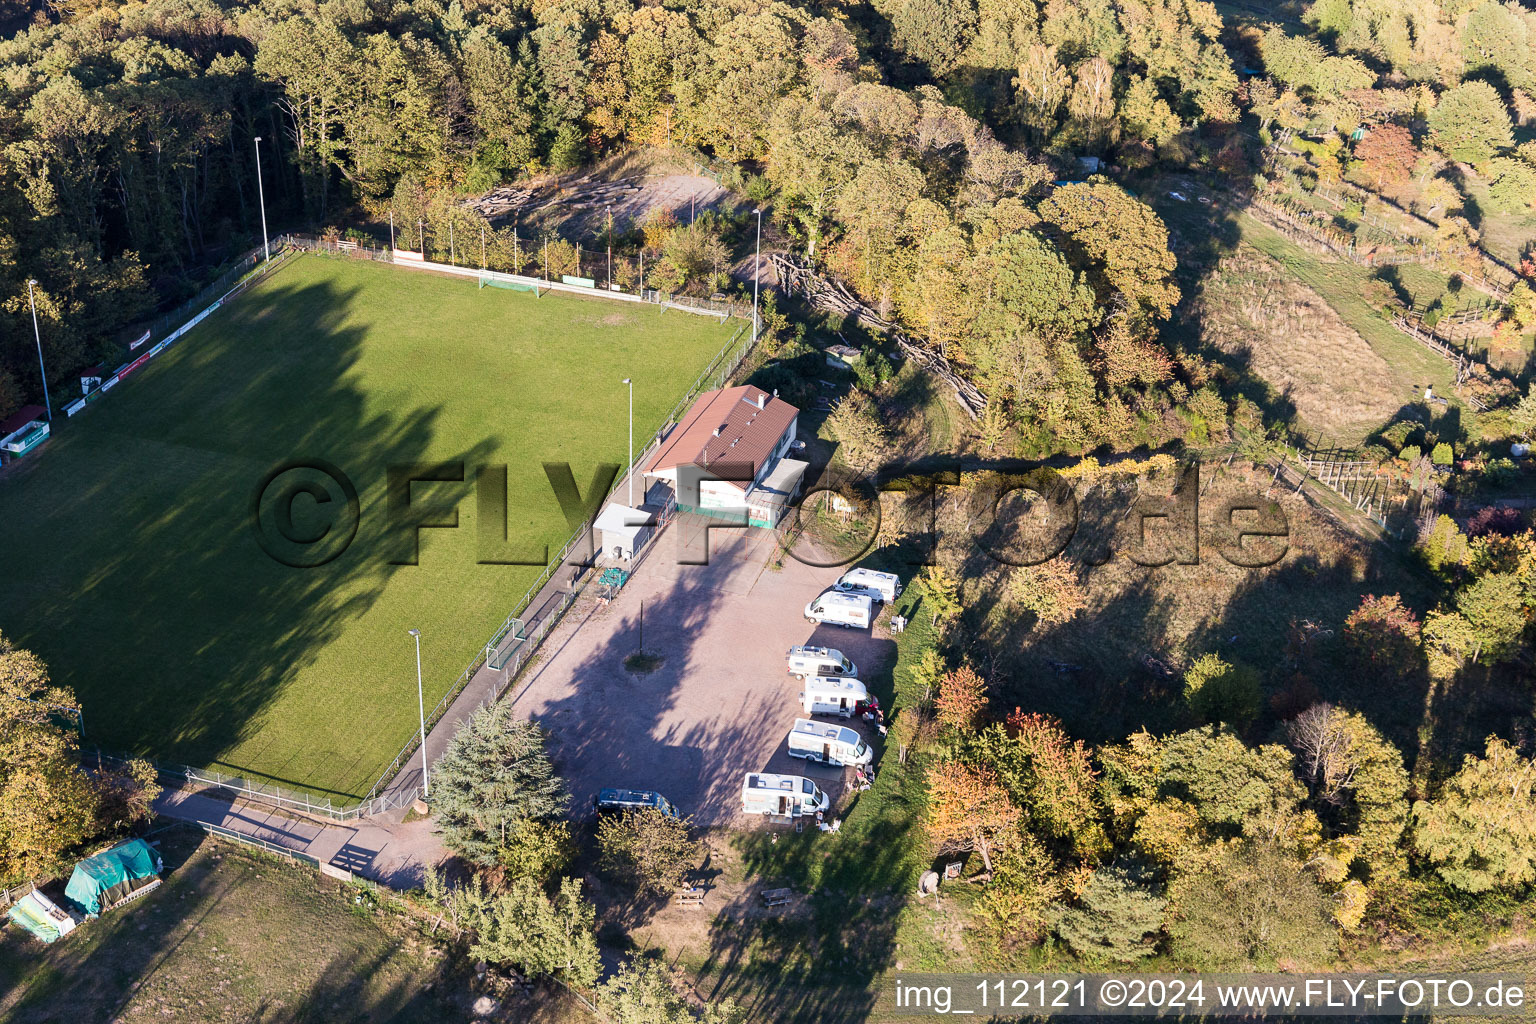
[0, 254, 735, 798]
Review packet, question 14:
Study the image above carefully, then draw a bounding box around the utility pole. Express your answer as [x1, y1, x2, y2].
[449, 221, 455, 265]
[480, 222, 485, 270]
[253, 136, 270, 262]
[389, 209, 395, 249]
[607, 205, 613, 288]
[751, 208, 763, 345]
[622, 378, 634, 506]
[26, 279, 51, 421]
[418, 219, 424, 255]
[544, 237, 549, 281]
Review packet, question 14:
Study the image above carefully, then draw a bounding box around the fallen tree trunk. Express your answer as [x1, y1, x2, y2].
[770, 253, 986, 420]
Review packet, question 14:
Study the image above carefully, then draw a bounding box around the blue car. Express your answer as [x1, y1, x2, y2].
[594, 788, 681, 818]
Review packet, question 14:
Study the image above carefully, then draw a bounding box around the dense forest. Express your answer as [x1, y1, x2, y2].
[3, 0, 1535, 447]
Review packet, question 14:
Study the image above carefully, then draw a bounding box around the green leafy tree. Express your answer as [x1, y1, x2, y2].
[652, 221, 731, 294]
[889, 0, 978, 77]
[1156, 727, 1315, 846]
[433, 706, 568, 867]
[1487, 158, 1536, 214]
[0, 634, 99, 884]
[1412, 737, 1536, 893]
[1419, 515, 1470, 577]
[1037, 182, 1180, 325]
[917, 565, 963, 633]
[1428, 82, 1515, 166]
[597, 809, 702, 895]
[599, 956, 745, 1024]
[498, 818, 576, 885]
[1053, 863, 1167, 963]
[1168, 843, 1335, 969]
[1182, 654, 1262, 730]
[1286, 704, 1409, 879]
[1452, 571, 1529, 664]
[439, 874, 601, 987]
[825, 389, 890, 471]
[1510, 385, 1536, 442]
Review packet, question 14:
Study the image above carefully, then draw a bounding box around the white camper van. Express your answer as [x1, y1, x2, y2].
[833, 567, 902, 604]
[799, 676, 868, 717]
[786, 645, 857, 680]
[787, 718, 872, 766]
[803, 591, 873, 629]
[740, 773, 829, 818]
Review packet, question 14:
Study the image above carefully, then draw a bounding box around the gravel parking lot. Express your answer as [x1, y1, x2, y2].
[505, 514, 898, 826]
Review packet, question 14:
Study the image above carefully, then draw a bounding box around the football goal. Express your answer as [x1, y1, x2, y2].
[478, 274, 542, 297]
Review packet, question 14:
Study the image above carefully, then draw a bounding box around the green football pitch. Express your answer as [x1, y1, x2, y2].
[0, 255, 738, 799]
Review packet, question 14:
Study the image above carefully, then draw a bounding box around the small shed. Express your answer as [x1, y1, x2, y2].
[0, 404, 49, 463]
[594, 504, 653, 561]
[64, 839, 162, 917]
[80, 366, 109, 396]
[825, 344, 862, 370]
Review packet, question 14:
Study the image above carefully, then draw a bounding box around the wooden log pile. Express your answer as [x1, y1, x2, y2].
[465, 175, 645, 221]
[770, 253, 986, 420]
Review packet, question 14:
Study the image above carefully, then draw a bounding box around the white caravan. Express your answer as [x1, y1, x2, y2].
[786, 645, 858, 680]
[787, 718, 872, 767]
[803, 591, 873, 629]
[833, 567, 902, 604]
[740, 773, 830, 818]
[799, 676, 868, 718]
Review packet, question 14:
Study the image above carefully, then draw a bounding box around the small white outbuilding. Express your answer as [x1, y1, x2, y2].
[594, 504, 653, 561]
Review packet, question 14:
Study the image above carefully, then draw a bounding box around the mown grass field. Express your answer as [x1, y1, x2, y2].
[0, 254, 735, 798]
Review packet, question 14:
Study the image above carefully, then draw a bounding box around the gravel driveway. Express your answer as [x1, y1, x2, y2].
[504, 514, 898, 826]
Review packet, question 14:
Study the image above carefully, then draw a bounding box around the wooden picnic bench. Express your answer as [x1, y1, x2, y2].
[675, 887, 705, 906]
[761, 887, 793, 908]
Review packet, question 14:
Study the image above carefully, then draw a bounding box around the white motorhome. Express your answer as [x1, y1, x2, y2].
[803, 591, 873, 629]
[787, 718, 872, 766]
[833, 567, 901, 604]
[786, 645, 857, 680]
[740, 773, 829, 818]
[799, 676, 868, 717]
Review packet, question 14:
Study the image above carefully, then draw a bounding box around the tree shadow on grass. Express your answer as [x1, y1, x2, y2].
[0, 260, 497, 798]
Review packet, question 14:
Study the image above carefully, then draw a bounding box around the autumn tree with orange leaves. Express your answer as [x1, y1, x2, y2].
[935, 665, 988, 732]
[924, 760, 1020, 872]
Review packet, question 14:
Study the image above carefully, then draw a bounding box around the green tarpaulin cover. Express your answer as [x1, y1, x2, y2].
[64, 839, 161, 916]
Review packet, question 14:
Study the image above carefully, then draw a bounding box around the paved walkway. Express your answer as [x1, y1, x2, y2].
[153, 787, 447, 889]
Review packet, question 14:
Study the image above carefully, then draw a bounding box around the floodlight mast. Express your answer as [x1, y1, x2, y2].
[622, 378, 634, 506]
[407, 629, 428, 797]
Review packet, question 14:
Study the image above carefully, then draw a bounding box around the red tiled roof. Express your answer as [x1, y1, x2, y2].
[646, 385, 798, 479]
[0, 405, 47, 437]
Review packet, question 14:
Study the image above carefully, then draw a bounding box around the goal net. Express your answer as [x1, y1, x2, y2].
[478, 274, 542, 297]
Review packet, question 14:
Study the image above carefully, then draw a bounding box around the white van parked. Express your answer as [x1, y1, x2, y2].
[799, 676, 868, 717]
[786, 645, 857, 680]
[741, 773, 829, 818]
[833, 567, 901, 604]
[787, 718, 872, 766]
[804, 591, 873, 629]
